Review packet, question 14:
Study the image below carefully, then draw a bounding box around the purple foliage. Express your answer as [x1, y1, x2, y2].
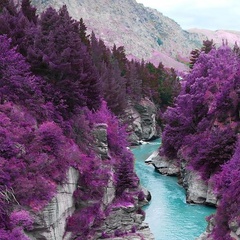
[138, 191, 145, 201]
[10, 210, 34, 231]
[161, 45, 240, 237]
[21, 0, 38, 23]
[114, 229, 125, 237]
[185, 127, 236, 180]
[0, 228, 31, 240]
[67, 203, 105, 239]
[210, 138, 240, 238]
[27, 6, 101, 116]
[131, 225, 137, 233]
[0, 2, 156, 239]
[161, 45, 239, 166]
[86, 101, 139, 196]
[0, 103, 74, 211]
[67, 101, 139, 239]
[0, 35, 39, 105]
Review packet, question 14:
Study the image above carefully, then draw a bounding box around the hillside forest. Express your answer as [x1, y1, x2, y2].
[0, 1, 180, 239]
[0, 0, 240, 239]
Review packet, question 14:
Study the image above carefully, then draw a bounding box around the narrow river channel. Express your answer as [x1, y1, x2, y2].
[131, 139, 215, 240]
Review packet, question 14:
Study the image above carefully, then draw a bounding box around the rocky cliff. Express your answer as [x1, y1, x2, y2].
[22, 121, 154, 240]
[25, 167, 79, 240]
[27, 0, 240, 71]
[145, 153, 217, 206]
[126, 98, 159, 145]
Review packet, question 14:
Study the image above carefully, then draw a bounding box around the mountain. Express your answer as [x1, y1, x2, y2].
[30, 0, 240, 71]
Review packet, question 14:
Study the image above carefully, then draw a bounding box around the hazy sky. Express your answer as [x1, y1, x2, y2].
[136, 0, 240, 31]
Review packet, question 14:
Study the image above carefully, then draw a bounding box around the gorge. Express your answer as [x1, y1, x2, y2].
[0, 1, 239, 239]
[132, 139, 216, 240]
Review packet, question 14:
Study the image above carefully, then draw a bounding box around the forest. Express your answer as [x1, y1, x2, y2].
[161, 41, 240, 239]
[0, 0, 239, 239]
[0, 0, 179, 239]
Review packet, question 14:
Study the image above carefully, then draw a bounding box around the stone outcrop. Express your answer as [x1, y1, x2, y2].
[93, 198, 154, 240]
[229, 220, 240, 240]
[93, 123, 110, 159]
[196, 216, 215, 240]
[126, 98, 159, 145]
[24, 123, 154, 240]
[107, 222, 154, 240]
[147, 151, 217, 206]
[25, 167, 79, 240]
[145, 151, 179, 176]
[180, 161, 217, 205]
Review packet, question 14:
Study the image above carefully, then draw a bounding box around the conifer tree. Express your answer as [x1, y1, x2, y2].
[27, 6, 101, 116]
[189, 39, 215, 69]
[0, 0, 9, 13]
[21, 0, 37, 23]
[162, 45, 239, 173]
[126, 60, 142, 102]
[112, 44, 127, 76]
[79, 17, 90, 47]
[101, 61, 127, 114]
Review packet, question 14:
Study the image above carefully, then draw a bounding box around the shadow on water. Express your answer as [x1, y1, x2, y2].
[131, 139, 215, 240]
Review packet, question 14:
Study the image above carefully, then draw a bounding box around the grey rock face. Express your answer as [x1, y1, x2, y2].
[148, 151, 217, 206]
[197, 216, 240, 240]
[229, 220, 240, 240]
[126, 98, 159, 145]
[182, 169, 208, 204]
[146, 152, 179, 176]
[107, 222, 154, 240]
[94, 200, 154, 240]
[135, 98, 158, 141]
[24, 120, 153, 240]
[180, 161, 217, 205]
[25, 167, 79, 240]
[93, 123, 110, 159]
[103, 166, 116, 207]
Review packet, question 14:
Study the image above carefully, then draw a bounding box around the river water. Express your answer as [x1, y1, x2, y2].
[131, 139, 215, 240]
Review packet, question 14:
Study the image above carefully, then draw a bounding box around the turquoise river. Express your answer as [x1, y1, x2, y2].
[131, 139, 215, 240]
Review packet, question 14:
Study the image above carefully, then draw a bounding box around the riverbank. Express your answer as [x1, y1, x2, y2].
[132, 139, 215, 240]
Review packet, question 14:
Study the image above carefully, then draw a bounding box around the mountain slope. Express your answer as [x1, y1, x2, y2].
[30, 0, 240, 71]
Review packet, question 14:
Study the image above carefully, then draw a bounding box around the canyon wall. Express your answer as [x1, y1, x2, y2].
[23, 110, 155, 240]
[126, 98, 159, 145]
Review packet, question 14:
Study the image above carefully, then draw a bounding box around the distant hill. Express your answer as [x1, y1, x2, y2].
[30, 0, 240, 71]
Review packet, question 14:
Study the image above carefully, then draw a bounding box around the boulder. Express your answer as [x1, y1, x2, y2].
[229, 220, 240, 240]
[146, 151, 179, 176]
[182, 170, 208, 204]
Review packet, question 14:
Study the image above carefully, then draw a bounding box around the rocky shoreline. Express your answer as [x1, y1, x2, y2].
[145, 151, 219, 240]
[145, 152, 218, 206]
[22, 98, 158, 240]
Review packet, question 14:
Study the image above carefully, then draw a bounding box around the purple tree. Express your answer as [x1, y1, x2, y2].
[161, 45, 239, 170]
[26, 6, 101, 116]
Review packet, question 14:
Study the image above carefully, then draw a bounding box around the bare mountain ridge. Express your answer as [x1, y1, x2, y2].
[30, 0, 240, 71]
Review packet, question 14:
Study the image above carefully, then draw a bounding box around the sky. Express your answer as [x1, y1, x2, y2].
[136, 0, 240, 31]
